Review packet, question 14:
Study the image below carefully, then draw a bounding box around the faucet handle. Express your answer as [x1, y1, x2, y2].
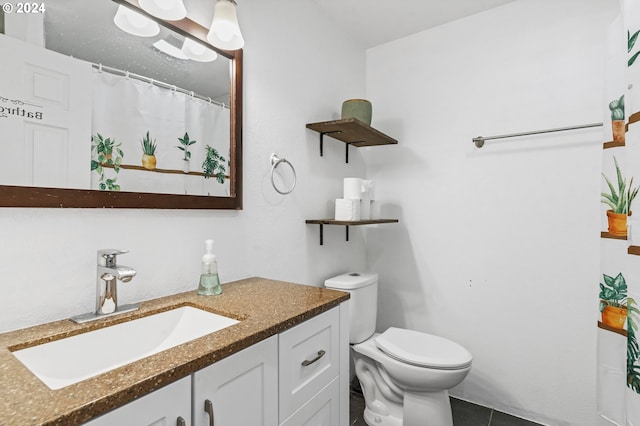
[98, 249, 129, 267]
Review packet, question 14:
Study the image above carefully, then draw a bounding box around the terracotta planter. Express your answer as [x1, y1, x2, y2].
[612, 120, 625, 143]
[142, 154, 156, 170]
[101, 153, 112, 166]
[607, 210, 629, 236]
[602, 304, 628, 330]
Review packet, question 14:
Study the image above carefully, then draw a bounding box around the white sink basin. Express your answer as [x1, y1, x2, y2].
[12, 306, 239, 390]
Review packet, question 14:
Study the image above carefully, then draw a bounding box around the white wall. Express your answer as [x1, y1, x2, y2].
[0, 0, 368, 333]
[364, 0, 615, 424]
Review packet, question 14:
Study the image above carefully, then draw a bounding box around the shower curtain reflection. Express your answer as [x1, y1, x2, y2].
[91, 69, 230, 196]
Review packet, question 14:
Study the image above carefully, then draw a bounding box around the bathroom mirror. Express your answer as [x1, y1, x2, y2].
[0, 0, 242, 209]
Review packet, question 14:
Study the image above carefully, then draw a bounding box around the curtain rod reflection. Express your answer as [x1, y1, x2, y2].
[91, 63, 229, 110]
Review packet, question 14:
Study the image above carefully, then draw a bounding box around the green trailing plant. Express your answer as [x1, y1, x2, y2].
[609, 95, 625, 121]
[599, 272, 628, 310]
[90, 133, 122, 191]
[602, 156, 639, 214]
[140, 131, 157, 155]
[176, 132, 196, 161]
[202, 145, 227, 184]
[630, 29, 640, 67]
[628, 297, 640, 392]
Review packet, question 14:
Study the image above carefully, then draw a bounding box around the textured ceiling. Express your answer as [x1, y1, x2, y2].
[44, 0, 230, 102]
[309, 0, 516, 48]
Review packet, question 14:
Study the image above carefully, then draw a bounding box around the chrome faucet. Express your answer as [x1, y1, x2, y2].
[71, 249, 139, 323]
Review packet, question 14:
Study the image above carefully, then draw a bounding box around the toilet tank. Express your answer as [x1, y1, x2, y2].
[324, 272, 378, 344]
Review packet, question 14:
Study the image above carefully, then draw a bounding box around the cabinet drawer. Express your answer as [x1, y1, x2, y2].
[278, 307, 340, 421]
[280, 378, 340, 426]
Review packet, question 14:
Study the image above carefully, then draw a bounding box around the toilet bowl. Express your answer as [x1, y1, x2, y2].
[324, 272, 472, 426]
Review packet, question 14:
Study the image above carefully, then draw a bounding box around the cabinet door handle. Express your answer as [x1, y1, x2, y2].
[205, 399, 214, 426]
[301, 349, 326, 366]
[177, 416, 186, 426]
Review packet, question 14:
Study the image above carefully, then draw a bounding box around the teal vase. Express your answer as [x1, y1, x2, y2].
[341, 99, 372, 125]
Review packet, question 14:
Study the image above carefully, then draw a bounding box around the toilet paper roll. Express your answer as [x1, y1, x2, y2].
[344, 178, 364, 200]
[360, 199, 372, 220]
[362, 180, 375, 200]
[360, 180, 374, 220]
[335, 198, 361, 221]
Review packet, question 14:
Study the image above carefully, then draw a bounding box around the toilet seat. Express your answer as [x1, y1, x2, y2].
[374, 327, 472, 370]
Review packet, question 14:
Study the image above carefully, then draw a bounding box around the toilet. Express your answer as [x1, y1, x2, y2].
[324, 272, 472, 426]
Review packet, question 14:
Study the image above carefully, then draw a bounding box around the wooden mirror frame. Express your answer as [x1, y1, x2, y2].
[0, 0, 243, 209]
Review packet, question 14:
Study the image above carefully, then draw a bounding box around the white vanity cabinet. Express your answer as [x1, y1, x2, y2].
[83, 376, 191, 426]
[278, 307, 342, 425]
[193, 335, 279, 426]
[193, 304, 349, 426]
[81, 303, 348, 426]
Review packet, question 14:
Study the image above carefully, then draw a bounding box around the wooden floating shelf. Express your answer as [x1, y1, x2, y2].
[306, 219, 399, 245]
[102, 163, 229, 178]
[601, 231, 627, 240]
[306, 219, 399, 225]
[598, 320, 627, 337]
[629, 245, 640, 256]
[306, 118, 398, 147]
[603, 140, 625, 149]
[306, 118, 398, 163]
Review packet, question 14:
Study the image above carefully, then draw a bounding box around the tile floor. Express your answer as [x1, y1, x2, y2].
[349, 389, 542, 426]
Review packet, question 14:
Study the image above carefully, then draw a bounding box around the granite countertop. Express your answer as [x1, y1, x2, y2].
[0, 277, 349, 425]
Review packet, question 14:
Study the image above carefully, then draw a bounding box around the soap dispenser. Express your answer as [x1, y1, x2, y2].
[197, 239, 222, 296]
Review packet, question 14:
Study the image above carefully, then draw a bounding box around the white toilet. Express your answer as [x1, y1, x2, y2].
[324, 272, 472, 426]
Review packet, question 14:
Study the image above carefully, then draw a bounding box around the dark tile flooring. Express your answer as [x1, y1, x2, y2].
[349, 390, 542, 426]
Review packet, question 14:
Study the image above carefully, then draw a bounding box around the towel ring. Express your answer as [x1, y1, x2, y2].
[270, 153, 296, 195]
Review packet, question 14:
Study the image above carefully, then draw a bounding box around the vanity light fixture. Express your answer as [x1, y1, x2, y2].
[139, 0, 187, 21]
[207, 0, 245, 51]
[182, 38, 218, 62]
[113, 5, 160, 37]
[153, 37, 190, 59]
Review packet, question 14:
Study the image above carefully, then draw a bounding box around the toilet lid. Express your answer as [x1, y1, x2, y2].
[374, 327, 472, 370]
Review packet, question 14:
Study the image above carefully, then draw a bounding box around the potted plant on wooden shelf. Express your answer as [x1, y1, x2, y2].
[141, 131, 157, 170]
[599, 272, 629, 330]
[609, 95, 625, 143]
[91, 133, 123, 191]
[202, 145, 227, 183]
[176, 132, 196, 173]
[602, 156, 638, 237]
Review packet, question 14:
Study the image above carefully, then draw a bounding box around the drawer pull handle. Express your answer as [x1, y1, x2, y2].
[205, 399, 214, 426]
[177, 416, 186, 426]
[302, 349, 326, 366]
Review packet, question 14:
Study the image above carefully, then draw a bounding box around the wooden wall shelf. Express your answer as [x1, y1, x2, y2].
[601, 231, 627, 240]
[598, 320, 627, 336]
[306, 118, 398, 163]
[306, 219, 399, 245]
[102, 163, 229, 178]
[603, 141, 625, 149]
